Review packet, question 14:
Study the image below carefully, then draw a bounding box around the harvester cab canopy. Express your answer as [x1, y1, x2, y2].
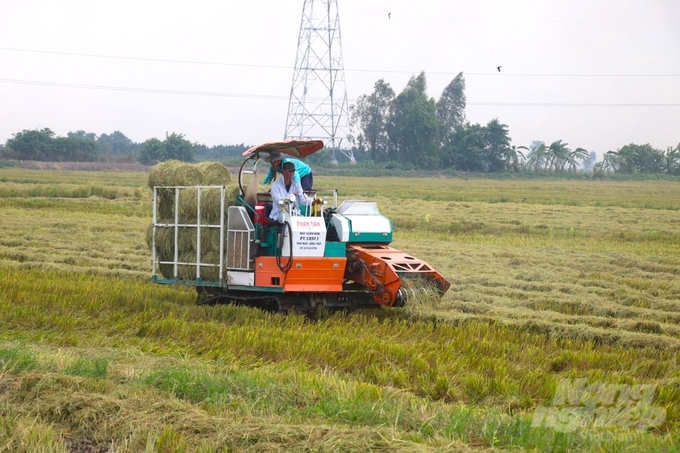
[238, 139, 325, 205]
[242, 139, 324, 161]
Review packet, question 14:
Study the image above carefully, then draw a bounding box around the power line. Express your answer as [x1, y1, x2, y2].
[1, 77, 678, 107]
[1, 47, 679, 78]
[109, 1, 680, 24]
[0, 47, 288, 69]
[0, 78, 288, 100]
[469, 101, 680, 107]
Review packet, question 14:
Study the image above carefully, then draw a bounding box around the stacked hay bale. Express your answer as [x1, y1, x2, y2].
[146, 161, 240, 281]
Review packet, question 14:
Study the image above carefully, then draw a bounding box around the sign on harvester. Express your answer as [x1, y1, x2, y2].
[281, 216, 327, 257]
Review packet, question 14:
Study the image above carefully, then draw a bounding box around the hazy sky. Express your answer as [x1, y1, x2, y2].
[1, 0, 679, 157]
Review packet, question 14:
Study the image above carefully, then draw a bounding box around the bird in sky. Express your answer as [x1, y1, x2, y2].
[388, 12, 391, 19]
[497, 66, 502, 72]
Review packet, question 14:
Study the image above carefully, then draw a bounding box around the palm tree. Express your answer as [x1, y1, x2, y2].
[507, 145, 528, 172]
[568, 147, 590, 172]
[526, 140, 547, 171]
[546, 140, 571, 172]
[600, 151, 620, 173]
[664, 143, 680, 175]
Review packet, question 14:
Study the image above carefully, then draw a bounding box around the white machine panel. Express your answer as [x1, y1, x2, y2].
[345, 214, 391, 233]
[227, 271, 255, 286]
[281, 215, 327, 257]
[336, 200, 381, 215]
[330, 214, 351, 242]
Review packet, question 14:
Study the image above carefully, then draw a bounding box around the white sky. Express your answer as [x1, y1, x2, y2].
[1, 0, 679, 157]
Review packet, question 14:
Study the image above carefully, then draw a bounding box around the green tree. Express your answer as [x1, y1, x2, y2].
[386, 72, 440, 168]
[97, 131, 137, 156]
[598, 150, 620, 173]
[526, 140, 547, 171]
[441, 123, 485, 171]
[138, 133, 195, 165]
[53, 136, 98, 161]
[568, 147, 590, 172]
[68, 130, 97, 142]
[195, 143, 249, 161]
[139, 138, 165, 165]
[2, 128, 56, 161]
[481, 119, 511, 172]
[616, 143, 664, 173]
[349, 79, 395, 162]
[664, 143, 680, 175]
[436, 72, 466, 147]
[164, 133, 195, 162]
[507, 145, 528, 172]
[546, 140, 571, 172]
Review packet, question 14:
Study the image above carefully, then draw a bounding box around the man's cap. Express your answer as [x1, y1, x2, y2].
[282, 161, 296, 171]
[269, 151, 283, 162]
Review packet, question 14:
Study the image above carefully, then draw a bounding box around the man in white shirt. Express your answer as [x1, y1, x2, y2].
[269, 161, 312, 223]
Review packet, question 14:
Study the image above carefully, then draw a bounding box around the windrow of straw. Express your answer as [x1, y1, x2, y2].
[147, 161, 239, 281]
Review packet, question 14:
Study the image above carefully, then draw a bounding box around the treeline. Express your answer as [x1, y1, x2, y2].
[0, 129, 249, 164]
[348, 71, 680, 175]
[2, 70, 678, 174]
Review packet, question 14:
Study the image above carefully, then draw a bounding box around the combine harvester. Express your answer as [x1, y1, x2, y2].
[149, 140, 449, 313]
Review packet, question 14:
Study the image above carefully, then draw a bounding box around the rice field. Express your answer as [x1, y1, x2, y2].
[1, 167, 680, 452]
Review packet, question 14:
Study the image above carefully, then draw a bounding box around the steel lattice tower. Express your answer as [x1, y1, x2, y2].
[284, 0, 352, 161]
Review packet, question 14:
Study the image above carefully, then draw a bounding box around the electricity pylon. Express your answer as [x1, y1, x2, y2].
[284, 0, 354, 162]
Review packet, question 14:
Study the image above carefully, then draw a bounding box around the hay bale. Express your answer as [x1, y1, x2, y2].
[177, 251, 198, 280]
[148, 160, 204, 189]
[157, 199, 174, 220]
[148, 159, 239, 223]
[226, 184, 242, 206]
[200, 251, 221, 281]
[148, 222, 227, 282]
[177, 251, 222, 281]
[146, 161, 241, 282]
[146, 223, 174, 256]
[158, 262, 175, 279]
[191, 227, 222, 255]
[145, 223, 153, 250]
[174, 184, 239, 224]
[177, 188, 200, 224]
[200, 190, 225, 224]
[195, 162, 232, 185]
[146, 223, 180, 279]
[148, 160, 232, 189]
